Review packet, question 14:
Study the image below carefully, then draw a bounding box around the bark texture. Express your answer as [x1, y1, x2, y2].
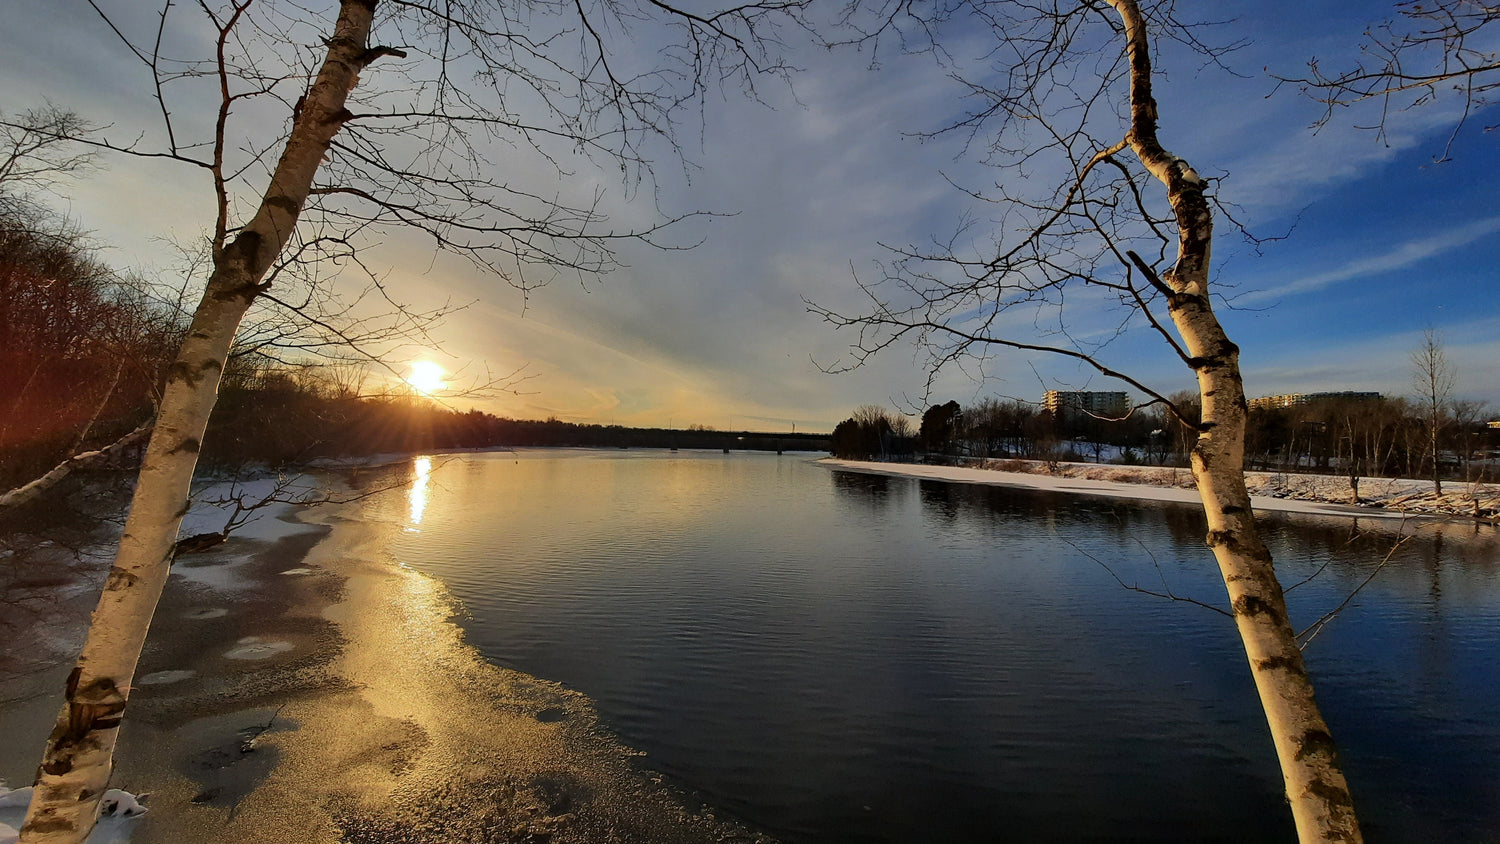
[1107, 2, 1362, 841]
[19, 3, 381, 840]
[0, 422, 152, 510]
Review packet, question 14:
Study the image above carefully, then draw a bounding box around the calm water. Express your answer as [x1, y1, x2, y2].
[359, 450, 1500, 842]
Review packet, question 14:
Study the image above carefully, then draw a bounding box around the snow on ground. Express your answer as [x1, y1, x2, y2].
[178, 474, 325, 540]
[0, 784, 145, 843]
[169, 473, 327, 593]
[822, 458, 1500, 521]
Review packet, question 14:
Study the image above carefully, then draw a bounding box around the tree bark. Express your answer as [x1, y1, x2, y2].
[0, 422, 152, 511]
[1106, 2, 1363, 841]
[19, 3, 381, 840]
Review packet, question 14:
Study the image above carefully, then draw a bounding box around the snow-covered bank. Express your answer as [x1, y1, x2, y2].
[0, 783, 146, 843]
[821, 458, 1500, 522]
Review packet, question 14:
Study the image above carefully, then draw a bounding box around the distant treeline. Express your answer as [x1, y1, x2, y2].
[1, 209, 170, 489]
[207, 365, 826, 462]
[831, 394, 1498, 482]
[0, 209, 824, 495]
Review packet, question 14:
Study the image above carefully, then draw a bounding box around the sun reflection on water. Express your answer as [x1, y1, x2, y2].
[408, 455, 432, 530]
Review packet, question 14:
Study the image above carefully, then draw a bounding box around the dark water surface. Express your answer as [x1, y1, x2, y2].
[364, 450, 1500, 843]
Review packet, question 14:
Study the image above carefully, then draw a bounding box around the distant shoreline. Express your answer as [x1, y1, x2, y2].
[820, 458, 1499, 523]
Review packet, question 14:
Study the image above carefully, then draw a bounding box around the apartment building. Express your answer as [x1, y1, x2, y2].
[1247, 391, 1382, 411]
[1042, 390, 1129, 417]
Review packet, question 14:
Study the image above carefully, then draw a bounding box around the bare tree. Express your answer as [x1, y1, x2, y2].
[1411, 327, 1457, 496]
[814, 1, 1361, 838]
[1277, 1, 1499, 159]
[1450, 397, 1489, 483]
[12, 0, 804, 839]
[0, 107, 95, 217]
[0, 205, 171, 505]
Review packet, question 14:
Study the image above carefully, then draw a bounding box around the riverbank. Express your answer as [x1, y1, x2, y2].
[820, 457, 1500, 521]
[0, 469, 771, 843]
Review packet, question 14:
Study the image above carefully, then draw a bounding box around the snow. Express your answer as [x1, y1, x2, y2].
[177, 474, 324, 541]
[223, 637, 293, 661]
[821, 458, 1497, 521]
[136, 669, 195, 686]
[169, 473, 326, 593]
[0, 784, 146, 843]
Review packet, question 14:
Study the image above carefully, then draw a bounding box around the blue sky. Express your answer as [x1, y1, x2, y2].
[2, 0, 1496, 431]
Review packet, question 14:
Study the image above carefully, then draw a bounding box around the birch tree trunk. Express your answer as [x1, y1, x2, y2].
[19, 3, 382, 840]
[1107, 1, 1362, 840]
[0, 422, 152, 511]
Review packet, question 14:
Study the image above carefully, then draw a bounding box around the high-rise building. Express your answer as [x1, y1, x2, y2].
[1043, 390, 1129, 417]
[1247, 391, 1382, 411]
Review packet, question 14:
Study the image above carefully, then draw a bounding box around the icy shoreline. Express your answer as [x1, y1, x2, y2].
[820, 458, 1500, 522]
[1, 460, 773, 843]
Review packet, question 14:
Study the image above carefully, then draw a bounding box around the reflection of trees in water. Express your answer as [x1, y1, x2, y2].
[1262, 516, 1500, 588]
[830, 470, 895, 509]
[836, 469, 1500, 577]
[905, 479, 1212, 553]
[918, 479, 960, 524]
[839, 472, 1500, 635]
[913, 480, 1067, 524]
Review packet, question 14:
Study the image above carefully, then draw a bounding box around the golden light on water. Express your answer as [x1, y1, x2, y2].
[405, 360, 447, 395]
[409, 456, 432, 527]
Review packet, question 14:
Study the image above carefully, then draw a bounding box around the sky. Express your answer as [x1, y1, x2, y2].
[2, 0, 1497, 432]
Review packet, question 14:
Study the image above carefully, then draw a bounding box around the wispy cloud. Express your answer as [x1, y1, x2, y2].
[1243, 315, 1500, 404]
[5, 0, 1496, 424]
[1242, 216, 1500, 304]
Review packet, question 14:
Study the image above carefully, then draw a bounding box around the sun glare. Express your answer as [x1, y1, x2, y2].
[406, 360, 447, 395]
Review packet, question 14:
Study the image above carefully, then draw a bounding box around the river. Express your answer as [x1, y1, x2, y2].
[351, 449, 1500, 842]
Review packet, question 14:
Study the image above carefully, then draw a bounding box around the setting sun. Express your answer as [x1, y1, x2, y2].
[405, 360, 447, 395]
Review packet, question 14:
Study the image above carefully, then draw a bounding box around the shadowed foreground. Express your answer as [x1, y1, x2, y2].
[4, 499, 769, 844]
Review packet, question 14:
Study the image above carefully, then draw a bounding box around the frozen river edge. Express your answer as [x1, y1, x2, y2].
[0, 470, 773, 844]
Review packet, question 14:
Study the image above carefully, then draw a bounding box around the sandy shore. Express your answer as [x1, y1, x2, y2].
[1, 480, 770, 844]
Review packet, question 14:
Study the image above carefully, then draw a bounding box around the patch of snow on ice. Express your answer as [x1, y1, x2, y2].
[98, 790, 148, 818]
[224, 639, 293, 660]
[178, 475, 322, 541]
[169, 473, 333, 595]
[138, 669, 195, 685]
[169, 556, 252, 593]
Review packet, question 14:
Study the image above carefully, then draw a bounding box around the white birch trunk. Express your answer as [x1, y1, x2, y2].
[1105, 2, 1363, 840]
[0, 422, 151, 511]
[19, 3, 380, 840]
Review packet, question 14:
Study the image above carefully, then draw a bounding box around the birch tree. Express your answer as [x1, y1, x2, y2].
[813, 1, 1361, 839]
[12, 0, 802, 839]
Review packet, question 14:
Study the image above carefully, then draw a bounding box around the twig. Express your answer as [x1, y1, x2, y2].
[1065, 538, 1231, 617]
[1296, 529, 1417, 650]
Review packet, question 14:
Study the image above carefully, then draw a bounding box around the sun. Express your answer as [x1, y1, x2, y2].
[405, 360, 447, 395]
